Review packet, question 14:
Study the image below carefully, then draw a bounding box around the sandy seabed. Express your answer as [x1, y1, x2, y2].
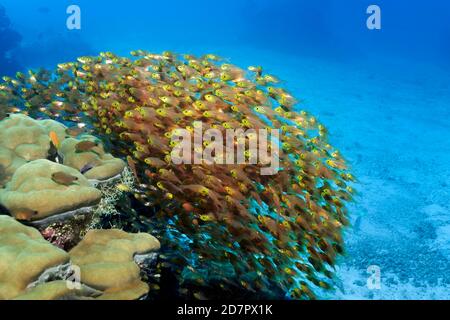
[223, 47, 450, 299]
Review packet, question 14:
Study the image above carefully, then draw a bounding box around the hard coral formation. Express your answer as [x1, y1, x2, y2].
[69, 229, 160, 299]
[0, 113, 59, 186]
[0, 215, 69, 300]
[0, 159, 102, 222]
[0, 113, 127, 224]
[0, 50, 355, 299]
[0, 216, 160, 300]
[14, 280, 102, 300]
[59, 135, 126, 182]
[0, 112, 160, 300]
[0, 113, 125, 185]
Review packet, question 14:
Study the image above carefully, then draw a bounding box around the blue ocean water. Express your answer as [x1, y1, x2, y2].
[1, 0, 449, 299]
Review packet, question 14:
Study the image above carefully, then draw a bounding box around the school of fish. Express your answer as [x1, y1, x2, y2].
[0, 50, 355, 299]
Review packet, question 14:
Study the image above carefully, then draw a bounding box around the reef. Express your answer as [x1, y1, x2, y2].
[0, 114, 160, 300]
[0, 159, 102, 222]
[0, 51, 355, 299]
[69, 229, 160, 299]
[0, 114, 126, 225]
[0, 215, 69, 300]
[0, 216, 160, 300]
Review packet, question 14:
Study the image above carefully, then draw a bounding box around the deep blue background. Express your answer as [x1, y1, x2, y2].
[1, 0, 449, 71]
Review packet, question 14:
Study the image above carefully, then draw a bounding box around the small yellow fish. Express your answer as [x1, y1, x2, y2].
[263, 74, 279, 83]
[49, 131, 60, 149]
[199, 214, 214, 222]
[116, 183, 132, 192]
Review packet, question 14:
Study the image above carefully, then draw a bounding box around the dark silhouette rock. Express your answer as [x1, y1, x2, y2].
[0, 5, 22, 75]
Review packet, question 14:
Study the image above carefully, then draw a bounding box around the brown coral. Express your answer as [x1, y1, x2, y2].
[0, 113, 57, 186]
[59, 135, 126, 182]
[0, 216, 160, 300]
[0, 159, 102, 223]
[69, 229, 160, 299]
[0, 215, 69, 299]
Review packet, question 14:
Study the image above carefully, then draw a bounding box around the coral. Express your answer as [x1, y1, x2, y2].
[0, 215, 69, 300]
[0, 159, 102, 223]
[0, 51, 355, 299]
[0, 113, 60, 186]
[69, 229, 160, 299]
[0, 113, 161, 300]
[0, 114, 124, 186]
[89, 166, 138, 229]
[13, 280, 102, 300]
[0, 114, 127, 226]
[41, 225, 73, 249]
[41, 221, 87, 250]
[59, 135, 126, 182]
[0, 215, 160, 300]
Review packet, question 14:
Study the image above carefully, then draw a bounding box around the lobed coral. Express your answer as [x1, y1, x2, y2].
[0, 114, 161, 300]
[0, 51, 355, 299]
[69, 229, 160, 299]
[0, 215, 160, 300]
[0, 113, 59, 186]
[59, 134, 126, 183]
[0, 159, 102, 222]
[0, 215, 69, 300]
[0, 114, 126, 225]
